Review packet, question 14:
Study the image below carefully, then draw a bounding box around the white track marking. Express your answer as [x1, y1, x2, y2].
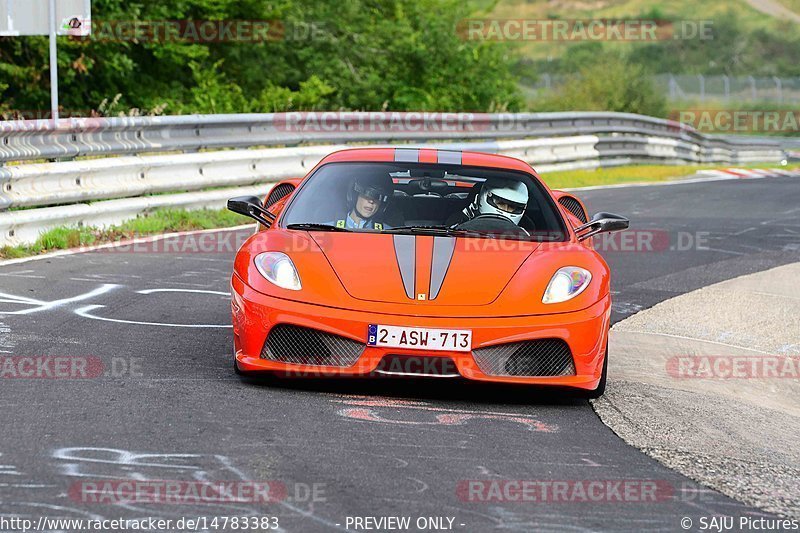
[0, 271, 46, 279]
[73, 304, 231, 328]
[614, 329, 774, 354]
[0, 295, 44, 305]
[0, 284, 120, 316]
[215, 455, 343, 532]
[6, 501, 106, 522]
[0, 483, 57, 488]
[137, 289, 229, 296]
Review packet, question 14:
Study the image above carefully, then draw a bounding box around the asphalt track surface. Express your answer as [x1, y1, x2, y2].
[1, 175, 798, 532]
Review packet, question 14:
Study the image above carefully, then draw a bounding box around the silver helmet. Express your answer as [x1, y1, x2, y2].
[469, 179, 528, 224]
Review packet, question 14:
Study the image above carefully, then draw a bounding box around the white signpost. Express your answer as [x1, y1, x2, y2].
[1, 0, 92, 120]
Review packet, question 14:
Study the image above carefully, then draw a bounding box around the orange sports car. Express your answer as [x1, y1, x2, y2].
[227, 148, 628, 397]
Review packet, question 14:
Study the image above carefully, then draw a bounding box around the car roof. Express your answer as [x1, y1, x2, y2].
[318, 147, 541, 177]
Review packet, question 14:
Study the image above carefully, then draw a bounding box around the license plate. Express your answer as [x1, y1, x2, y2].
[367, 325, 472, 352]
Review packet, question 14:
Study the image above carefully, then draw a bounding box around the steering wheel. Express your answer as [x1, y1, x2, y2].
[453, 213, 531, 236]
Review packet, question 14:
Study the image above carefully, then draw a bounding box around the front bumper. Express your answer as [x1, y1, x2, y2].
[231, 275, 611, 390]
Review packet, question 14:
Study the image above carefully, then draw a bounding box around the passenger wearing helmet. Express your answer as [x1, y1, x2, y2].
[328, 175, 393, 230]
[447, 178, 528, 226]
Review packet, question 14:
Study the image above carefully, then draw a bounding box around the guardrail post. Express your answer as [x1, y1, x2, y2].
[773, 77, 783, 103]
[698, 75, 705, 102]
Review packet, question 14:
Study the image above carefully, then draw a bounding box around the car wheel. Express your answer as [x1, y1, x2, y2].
[584, 342, 608, 399]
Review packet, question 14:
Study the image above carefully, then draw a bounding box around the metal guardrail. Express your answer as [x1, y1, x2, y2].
[0, 145, 340, 209]
[0, 111, 790, 247]
[3, 111, 791, 163]
[1, 185, 273, 246]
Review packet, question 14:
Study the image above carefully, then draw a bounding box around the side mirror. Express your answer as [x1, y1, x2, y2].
[227, 196, 276, 228]
[575, 212, 630, 241]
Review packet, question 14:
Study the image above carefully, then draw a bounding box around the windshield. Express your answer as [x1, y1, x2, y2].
[281, 162, 568, 241]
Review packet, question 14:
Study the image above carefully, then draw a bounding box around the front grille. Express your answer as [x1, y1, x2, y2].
[558, 196, 587, 223]
[375, 355, 459, 376]
[472, 339, 575, 377]
[265, 183, 296, 208]
[261, 324, 364, 367]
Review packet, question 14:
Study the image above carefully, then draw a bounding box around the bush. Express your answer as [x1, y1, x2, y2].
[257, 75, 336, 112]
[530, 53, 667, 116]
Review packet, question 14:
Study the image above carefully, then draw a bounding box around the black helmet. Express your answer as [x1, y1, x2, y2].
[346, 174, 392, 216]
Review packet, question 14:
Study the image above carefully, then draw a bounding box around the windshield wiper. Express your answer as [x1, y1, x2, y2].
[386, 225, 449, 232]
[383, 225, 485, 238]
[286, 223, 351, 232]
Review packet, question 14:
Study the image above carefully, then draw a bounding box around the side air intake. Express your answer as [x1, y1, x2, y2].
[558, 196, 588, 223]
[265, 183, 296, 208]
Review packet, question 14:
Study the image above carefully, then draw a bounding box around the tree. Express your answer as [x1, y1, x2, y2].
[0, 0, 522, 116]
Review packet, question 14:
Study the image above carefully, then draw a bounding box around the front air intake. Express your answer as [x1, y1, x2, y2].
[375, 355, 459, 377]
[472, 339, 575, 377]
[261, 324, 365, 367]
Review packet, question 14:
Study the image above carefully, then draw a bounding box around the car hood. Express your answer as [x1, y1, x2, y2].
[311, 233, 540, 306]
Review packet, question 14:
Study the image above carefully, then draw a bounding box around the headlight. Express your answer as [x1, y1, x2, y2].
[542, 267, 591, 304]
[254, 252, 302, 291]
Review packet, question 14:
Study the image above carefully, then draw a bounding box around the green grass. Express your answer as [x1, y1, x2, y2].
[541, 164, 711, 188]
[116, 208, 247, 233]
[540, 162, 798, 189]
[0, 208, 250, 260]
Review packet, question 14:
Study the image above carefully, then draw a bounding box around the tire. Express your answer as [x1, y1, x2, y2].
[233, 357, 244, 376]
[584, 343, 608, 399]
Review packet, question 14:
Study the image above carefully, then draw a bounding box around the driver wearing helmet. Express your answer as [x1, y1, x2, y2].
[328, 175, 393, 230]
[447, 178, 528, 226]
